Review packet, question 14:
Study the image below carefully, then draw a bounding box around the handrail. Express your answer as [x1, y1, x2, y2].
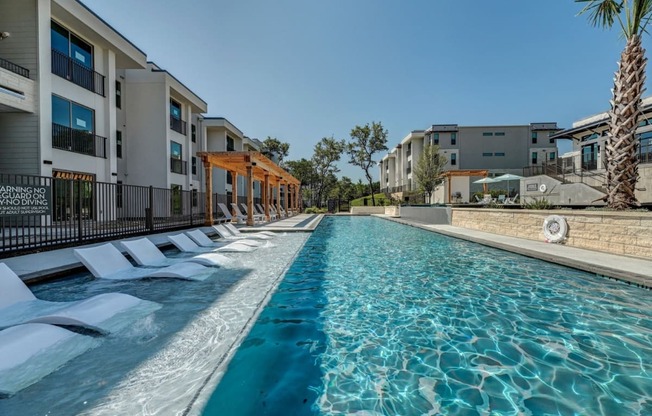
[51, 49, 105, 96]
[0, 57, 29, 78]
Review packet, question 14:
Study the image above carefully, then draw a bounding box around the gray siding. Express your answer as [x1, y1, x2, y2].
[0, 113, 40, 175]
[0, 0, 39, 79]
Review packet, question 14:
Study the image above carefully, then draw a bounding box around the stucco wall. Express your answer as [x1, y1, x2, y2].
[399, 206, 451, 224]
[350, 206, 386, 215]
[452, 208, 652, 258]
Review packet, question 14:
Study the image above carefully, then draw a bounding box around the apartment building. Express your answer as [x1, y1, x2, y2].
[0, 0, 147, 182]
[381, 123, 559, 202]
[550, 97, 652, 204]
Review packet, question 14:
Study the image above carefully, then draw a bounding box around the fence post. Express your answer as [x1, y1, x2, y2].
[146, 186, 154, 232]
[77, 179, 83, 243]
[189, 190, 193, 227]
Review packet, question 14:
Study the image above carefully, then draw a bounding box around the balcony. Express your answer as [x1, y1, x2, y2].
[52, 123, 106, 158]
[170, 115, 187, 135]
[170, 158, 188, 174]
[51, 49, 105, 96]
[0, 57, 29, 78]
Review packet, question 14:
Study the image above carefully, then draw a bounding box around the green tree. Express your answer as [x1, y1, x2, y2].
[285, 158, 316, 207]
[577, 0, 652, 209]
[346, 122, 388, 206]
[413, 144, 447, 203]
[260, 137, 290, 166]
[312, 137, 345, 207]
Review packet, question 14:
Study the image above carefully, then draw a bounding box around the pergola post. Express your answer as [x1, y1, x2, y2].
[246, 164, 254, 226]
[263, 173, 270, 221]
[203, 157, 213, 225]
[276, 182, 282, 218]
[231, 170, 238, 223]
[283, 180, 289, 217]
[296, 185, 301, 212]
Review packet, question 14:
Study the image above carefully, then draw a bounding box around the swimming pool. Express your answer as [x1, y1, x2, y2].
[204, 216, 652, 415]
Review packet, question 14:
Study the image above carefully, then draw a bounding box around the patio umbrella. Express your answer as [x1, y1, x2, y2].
[493, 174, 523, 196]
[472, 177, 497, 193]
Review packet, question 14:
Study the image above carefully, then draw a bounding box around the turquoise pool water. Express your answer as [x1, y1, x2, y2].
[204, 216, 652, 415]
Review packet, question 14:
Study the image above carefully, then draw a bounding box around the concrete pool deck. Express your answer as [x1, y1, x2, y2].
[379, 215, 652, 289]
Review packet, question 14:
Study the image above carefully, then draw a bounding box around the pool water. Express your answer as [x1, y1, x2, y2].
[204, 216, 652, 415]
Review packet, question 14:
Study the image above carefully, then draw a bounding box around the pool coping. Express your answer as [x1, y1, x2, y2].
[376, 215, 652, 289]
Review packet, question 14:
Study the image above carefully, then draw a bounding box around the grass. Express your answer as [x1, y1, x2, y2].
[350, 193, 391, 206]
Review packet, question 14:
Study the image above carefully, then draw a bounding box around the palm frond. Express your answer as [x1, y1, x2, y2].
[632, 0, 652, 35]
[576, 0, 624, 28]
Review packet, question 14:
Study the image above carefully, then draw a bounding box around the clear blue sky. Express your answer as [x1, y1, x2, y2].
[83, 0, 641, 181]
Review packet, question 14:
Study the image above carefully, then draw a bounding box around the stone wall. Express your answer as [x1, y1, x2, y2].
[452, 208, 652, 259]
[350, 206, 386, 215]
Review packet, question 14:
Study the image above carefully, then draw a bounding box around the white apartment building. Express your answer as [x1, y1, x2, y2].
[381, 123, 559, 202]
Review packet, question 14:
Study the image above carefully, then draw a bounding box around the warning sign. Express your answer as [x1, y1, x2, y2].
[0, 184, 51, 216]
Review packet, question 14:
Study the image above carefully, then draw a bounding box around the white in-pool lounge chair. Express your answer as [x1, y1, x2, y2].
[169, 233, 256, 255]
[74, 243, 211, 281]
[120, 238, 232, 268]
[217, 202, 243, 223]
[0, 263, 161, 334]
[0, 323, 101, 397]
[233, 203, 265, 223]
[223, 222, 276, 239]
[185, 229, 258, 252]
[189, 228, 263, 248]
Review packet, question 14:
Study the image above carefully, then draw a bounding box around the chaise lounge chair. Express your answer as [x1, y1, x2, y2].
[0, 263, 161, 334]
[256, 203, 277, 220]
[233, 203, 265, 224]
[168, 233, 256, 255]
[505, 193, 519, 205]
[217, 202, 244, 223]
[74, 243, 211, 281]
[0, 323, 101, 396]
[189, 227, 264, 247]
[185, 229, 258, 252]
[120, 238, 232, 268]
[223, 222, 276, 239]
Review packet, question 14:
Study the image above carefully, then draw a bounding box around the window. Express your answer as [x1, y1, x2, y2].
[494, 132, 505, 136]
[191, 124, 196, 143]
[226, 171, 232, 184]
[531, 132, 538, 144]
[639, 131, 652, 164]
[433, 133, 439, 145]
[407, 142, 412, 156]
[532, 151, 538, 165]
[451, 153, 457, 166]
[170, 141, 182, 159]
[52, 95, 94, 132]
[116, 181, 123, 208]
[170, 100, 181, 120]
[581, 133, 599, 142]
[115, 81, 121, 109]
[226, 136, 235, 151]
[482, 152, 493, 157]
[451, 132, 457, 145]
[192, 189, 198, 207]
[494, 152, 505, 156]
[51, 21, 93, 68]
[116, 130, 122, 158]
[549, 152, 556, 161]
[482, 132, 493, 137]
[192, 156, 197, 175]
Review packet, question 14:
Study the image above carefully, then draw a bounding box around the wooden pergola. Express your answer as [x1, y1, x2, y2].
[441, 169, 489, 202]
[198, 151, 301, 226]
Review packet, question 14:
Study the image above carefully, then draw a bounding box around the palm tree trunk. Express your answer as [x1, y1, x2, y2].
[605, 34, 646, 209]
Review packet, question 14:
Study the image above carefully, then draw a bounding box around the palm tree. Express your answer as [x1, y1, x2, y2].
[577, 0, 652, 209]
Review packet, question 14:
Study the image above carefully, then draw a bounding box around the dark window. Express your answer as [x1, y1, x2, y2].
[192, 189, 198, 207]
[170, 99, 181, 120]
[116, 130, 122, 158]
[495, 152, 505, 156]
[191, 124, 196, 143]
[482, 152, 492, 157]
[116, 181, 123, 208]
[638, 131, 652, 164]
[226, 171, 232, 184]
[433, 133, 439, 145]
[192, 156, 197, 175]
[549, 152, 556, 161]
[531, 132, 538, 144]
[51, 21, 93, 68]
[451, 132, 457, 145]
[226, 136, 235, 151]
[532, 151, 538, 165]
[451, 153, 457, 165]
[494, 132, 505, 136]
[482, 132, 493, 137]
[115, 81, 121, 109]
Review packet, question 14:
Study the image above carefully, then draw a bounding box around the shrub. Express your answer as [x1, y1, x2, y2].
[523, 197, 554, 210]
[304, 207, 328, 214]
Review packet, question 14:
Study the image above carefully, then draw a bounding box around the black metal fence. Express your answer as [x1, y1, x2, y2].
[0, 174, 244, 258]
[51, 49, 105, 96]
[0, 56, 30, 78]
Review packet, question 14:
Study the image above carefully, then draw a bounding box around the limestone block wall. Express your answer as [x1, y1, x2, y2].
[452, 208, 652, 259]
[350, 206, 386, 215]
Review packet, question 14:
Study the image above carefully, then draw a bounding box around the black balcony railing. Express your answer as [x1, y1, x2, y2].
[170, 115, 187, 135]
[52, 123, 106, 158]
[170, 158, 188, 174]
[51, 49, 105, 96]
[0, 57, 29, 78]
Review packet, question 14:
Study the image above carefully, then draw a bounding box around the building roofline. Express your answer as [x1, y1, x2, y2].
[200, 116, 244, 137]
[148, 61, 207, 111]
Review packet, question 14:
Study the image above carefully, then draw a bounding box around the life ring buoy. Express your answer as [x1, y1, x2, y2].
[543, 215, 567, 243]
[539, 184, 547, 192]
